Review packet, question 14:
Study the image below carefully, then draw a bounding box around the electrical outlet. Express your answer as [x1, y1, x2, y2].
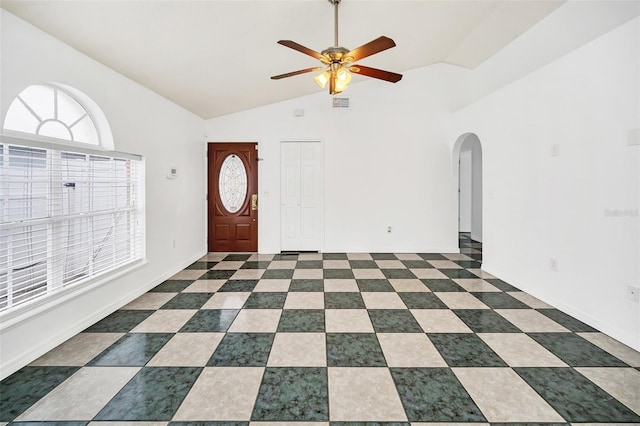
[627, 285, 639, 303]
[549, 258, 558, 271]
[387, 226, 392, 233]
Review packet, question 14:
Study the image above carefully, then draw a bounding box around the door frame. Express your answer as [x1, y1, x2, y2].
[452, 133, 483, 246]
[207, 142, 259, 252]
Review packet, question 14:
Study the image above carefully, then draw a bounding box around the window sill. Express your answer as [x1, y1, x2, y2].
[0, 258, 148, 332]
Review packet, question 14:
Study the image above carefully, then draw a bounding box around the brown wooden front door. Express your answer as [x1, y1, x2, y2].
[208, 142, 258, 252]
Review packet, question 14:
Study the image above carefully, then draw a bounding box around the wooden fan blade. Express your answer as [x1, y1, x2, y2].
[271, 66, 324, 80]
[277, 40, 327, 62]
[349, 65, 402, 83]
[344, 36, 396, 62]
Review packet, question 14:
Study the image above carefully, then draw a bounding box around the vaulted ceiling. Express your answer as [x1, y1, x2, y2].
[2, 0, 566, 119]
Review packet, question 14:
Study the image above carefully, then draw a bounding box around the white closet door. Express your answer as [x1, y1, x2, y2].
[281, 143, 301, 251]
[300, 143, 322, 250]
[280, 142, 322, 251]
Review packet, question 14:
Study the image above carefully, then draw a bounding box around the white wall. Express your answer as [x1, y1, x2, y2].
[458, 149, 472, 232]
[206, 64, 469, 254]
[0, 10, 206, 379]
[457, 134, 483, 242]
[470, 137, 483, 242]
[454, 17, 640, 349]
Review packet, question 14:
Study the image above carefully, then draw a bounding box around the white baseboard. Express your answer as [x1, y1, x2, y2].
[481, 263, 640, 352]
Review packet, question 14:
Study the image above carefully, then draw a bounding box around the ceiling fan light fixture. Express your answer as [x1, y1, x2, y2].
[336, 67, 351, 84]
[334, 68, 351, 93]
[314, 70, 331, 88]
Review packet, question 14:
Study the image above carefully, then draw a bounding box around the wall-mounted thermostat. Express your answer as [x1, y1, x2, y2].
[167, 167, 178, 179]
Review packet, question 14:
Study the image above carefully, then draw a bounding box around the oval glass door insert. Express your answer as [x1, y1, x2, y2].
[219, 154, 248, 213]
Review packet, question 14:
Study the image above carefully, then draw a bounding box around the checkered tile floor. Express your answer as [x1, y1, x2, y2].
[2, 233, 640, 424]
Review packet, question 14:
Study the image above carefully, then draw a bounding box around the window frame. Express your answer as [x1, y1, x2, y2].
[0, 133, 146, 323]
[3, 84, 102, 146]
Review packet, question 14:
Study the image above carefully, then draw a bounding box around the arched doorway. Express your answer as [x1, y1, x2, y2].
[452, 133, 483, 256]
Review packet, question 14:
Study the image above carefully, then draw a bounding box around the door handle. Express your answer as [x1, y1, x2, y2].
[251, 194, 258, 211]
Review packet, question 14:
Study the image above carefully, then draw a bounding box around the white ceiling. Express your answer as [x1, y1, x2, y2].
[2, 0, 566, 119]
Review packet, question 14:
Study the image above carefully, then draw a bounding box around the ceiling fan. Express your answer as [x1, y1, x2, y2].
[271, 0, 402, 95]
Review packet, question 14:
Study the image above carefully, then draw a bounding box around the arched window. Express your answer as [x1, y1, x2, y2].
[1, 84, 143, 315]
[4, 84, 100, 145]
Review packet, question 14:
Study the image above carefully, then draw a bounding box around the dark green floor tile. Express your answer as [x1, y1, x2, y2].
[470, 292, 529, 309]
[453, 309, 522, 333]
[428, 333, 507, 367]
[441, 269, 479, 279]
[515, 367, 640, 422]
[324, 292, 365, 309]
[10, 422, 88, 426]
[273, 254, 298, 260]
[278, 309, 325, 332]
[330, 423, 410, 426]
[537, 309, 597, 332]
[528, 333, 628, 366]
[290, 279, 324, 292]
[150, 280, 194, 292]
[418, 253, 447, 260]
[356, 279, 394, 292]
[323, 253, 348, 260]
[217, 280, 259, 292]
[84, 310, 154, 332]
[401, 260, 432, 268]
[296, 260, 323, 269]
[251, 367, 329, 421]
[185, 261, 217, 270]
[262, 269, 294, 279]
[0, 366, 79, 422]
[422, 279, 464, 292]
[161, 293, 214, 309]
[381, 269, 416, 279]
[241, 261, 271, 270]
[243, 292, 287, 309]
[207, 333, 274, 366]
[180, 309, 239, 332]
[398, 292, 447, 309]
[324, 269, 355, 279]
[453, 260, 482, 269]
[371, 253, 397, 260]
[368, 310, 423, 333]
[349, 260, 378, 269]
[200, 270, 236, 280]
[485, 278, 519, 292]
[326, 333, 386, 367]
[171, 423, 248, 426]
[224, 254, 251, 261]
[390, 368, 486, 422]
[490, 423, 569, 426]
[95, 367, 201, 421]
[88, 333, 173, 366]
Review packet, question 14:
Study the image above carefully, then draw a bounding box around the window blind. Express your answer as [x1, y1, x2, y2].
[0, 140, 144, 314]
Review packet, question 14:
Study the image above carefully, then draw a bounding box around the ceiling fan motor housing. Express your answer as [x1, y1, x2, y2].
[321, 47, 352, 63]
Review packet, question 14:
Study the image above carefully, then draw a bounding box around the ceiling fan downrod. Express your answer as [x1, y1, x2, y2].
[331, 0, 341, 47]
